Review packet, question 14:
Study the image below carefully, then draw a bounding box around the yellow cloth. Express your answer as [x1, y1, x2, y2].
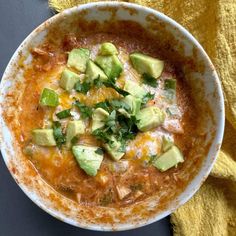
[49, 1, 236, 235]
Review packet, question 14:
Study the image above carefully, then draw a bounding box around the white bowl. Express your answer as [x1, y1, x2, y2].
[0, 2, 224, 231]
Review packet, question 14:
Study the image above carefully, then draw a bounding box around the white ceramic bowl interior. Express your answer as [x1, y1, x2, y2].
[0, 2, 224, 231]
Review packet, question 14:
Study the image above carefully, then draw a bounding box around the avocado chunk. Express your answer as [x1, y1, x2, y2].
[72, 145, 104, 176]
[123, 80, 147, 99]
[85, 60, 108, 82]
[122, 95, 141, 116]
[60, 68, 80, 91]
[153, 145, 184, 172]
[104, 136, 125, 161]
[32, 129, 56, 146]
[130, 53, 164, 78]
[67, 48, 90, 72]
[66, 120, 85, 147]
[92, 108, 109, 132]
[136, 106, 165, 131]
[99, 42, 118, 55]
[95, 55, 123, 80]
[162, 136, 174, 152]
[39, 88, 59, 107]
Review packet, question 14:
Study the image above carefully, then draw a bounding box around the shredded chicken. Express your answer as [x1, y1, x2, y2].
[116, 185, 131, 200]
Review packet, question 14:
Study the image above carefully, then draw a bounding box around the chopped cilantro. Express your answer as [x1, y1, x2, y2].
[52, 121, 66, 147]
[71, 136, 79, 145]
[75, 81, 91, 94]
[95, 100, 110, 112]
[95, 148, 104, 155]
[56, 109, 71, 119]
[164, 78, 176, 90]
[74, 101, 93, 119]
[141, 92, 155, 105]
[142, 73, 158, 87]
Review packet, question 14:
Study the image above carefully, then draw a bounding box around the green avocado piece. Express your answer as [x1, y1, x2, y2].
[104, 136, 125, 161]
[39, 88, 59, 107]
[92, 108, 109, 132]
[162, 136, 174, 152]
[122, 95, 141, 116]
[153, 145, 184, 172]
[130, 53, 164, 78]
[67, 48, 90, 72]
[123, 80, 147, 99]
[136, 106, 165, 131]
[32, 129, 56, 146]
[99, 42, 118, 55]
[60, 68, 80, 91]
[85, 60, 108, 82]
[118, 108, 130, 118]
[72, 145, 104, 176]
[66, 120, 85, 147]
[95, 55, 123, 80]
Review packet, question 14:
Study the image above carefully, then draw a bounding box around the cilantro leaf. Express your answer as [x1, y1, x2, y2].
[141, 92, 155, 105]
[95, 100, 110, 112]
[71, 136, 79, 145]
[56, 109, 71, 119]
[109, 99, 131, 112]
[164, 78, 176, 90]
[52, 121, 66, 147]
[95, 148, 104, 155]
[75, 81, 91, 94]
[92, 128, 111, 143]
[142, 73, 158, 87]
[74, 101, 93, 119]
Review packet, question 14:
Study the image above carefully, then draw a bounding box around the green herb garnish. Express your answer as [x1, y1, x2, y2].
[71, 136, 79, 145]
[164, 78, 176, 90]
[52, 121, 66, 147]
[95, 148, 104, 155]
[75, 81, 91, 94]
[95, 100, 110, 112]
[74, 101, 93, 119]
[142, 73, 158, 88]
[141, 92, 155, 104]
[56, 109, 71, 119]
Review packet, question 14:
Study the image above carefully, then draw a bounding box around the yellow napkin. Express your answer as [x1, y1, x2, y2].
[49, 1, 236, 235]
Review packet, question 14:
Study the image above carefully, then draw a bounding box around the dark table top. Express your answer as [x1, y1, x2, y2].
[0, 1, 172, 235]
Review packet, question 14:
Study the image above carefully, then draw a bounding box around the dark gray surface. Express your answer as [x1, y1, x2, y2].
[0, 1, 172, 235]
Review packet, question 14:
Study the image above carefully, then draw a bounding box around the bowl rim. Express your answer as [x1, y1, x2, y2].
[0, 1, 225, 231]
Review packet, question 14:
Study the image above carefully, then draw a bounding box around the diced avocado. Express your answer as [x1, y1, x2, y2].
[118, 108, 130, 118]
[153, 145, 184, 172]
[136, 106, 165, 131]
[130, 53, 164, 78]
[60, 68, 80, 91]
[99, 42, 118, 55]
[122, 95, 141, 116]
[123, 80, 147, 99]
[85, 60, 108, 82]
[104, 136, 125, 161]
[67, 48, 90, 72]
[72, 145, 103, 176]
[66, 120, 85, 147]
[32, 129, 56, 146]
[162, 136, 174, 152]
[92, 108, 109, 132]
[39, 88, 59, 107]
[95, 55, 123, 80]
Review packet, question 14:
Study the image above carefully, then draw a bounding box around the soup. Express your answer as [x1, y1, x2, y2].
[4, 21, 209, 211]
